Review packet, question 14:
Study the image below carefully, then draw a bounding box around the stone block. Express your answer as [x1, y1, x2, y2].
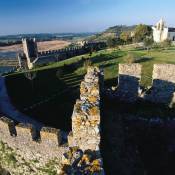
[116, 64, 142, 102]
[16, 123, 36, 141]
[40, 127, 62, 146]
[145, 64, 175, 104]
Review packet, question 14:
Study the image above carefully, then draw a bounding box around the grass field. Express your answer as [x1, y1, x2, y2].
[5, 47, 175, 129]
[23, 46, 175, 87]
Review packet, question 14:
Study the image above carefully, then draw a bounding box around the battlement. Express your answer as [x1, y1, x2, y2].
[38, 46, 83, 56]
[114, 63, 175, 105]
[2, 63, 175, 173]
[0, 116, 62, 144]
[19, 39, 106, 69]
[0, 115, 64, 163]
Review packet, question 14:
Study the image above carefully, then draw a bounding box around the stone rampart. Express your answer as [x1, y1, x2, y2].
[38, 46, 84, 57]
[20, 40, 106, 69]
[59, 67, 104, 174]
[0, 116, 65, 164]
[113, 63, 175, 105]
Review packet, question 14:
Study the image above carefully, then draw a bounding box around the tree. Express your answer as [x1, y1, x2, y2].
[107, 38, 116, 48]
[161, 39, 171, 48]
[134, 24, 152, 42]
[143, 37, 154, 50]
[120, 31, 131, 44]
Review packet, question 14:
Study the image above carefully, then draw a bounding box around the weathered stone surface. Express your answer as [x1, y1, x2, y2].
[0, 117, 65, 171]
[40, 127, 62, 146]
[59, 147, 104, 175]
[61, 66, 104, 174]
[145, 64, 175, 104]
[72, 67, 102, 151]
[116, 64, 142, 102]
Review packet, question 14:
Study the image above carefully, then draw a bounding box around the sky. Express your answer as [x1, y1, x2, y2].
[0, 0, 175, 35]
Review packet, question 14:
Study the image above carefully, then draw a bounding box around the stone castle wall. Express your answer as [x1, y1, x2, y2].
[0, 66, 105, 174]
[38, 46, 85, 57]
[1, 63, 175, 173]
[32, 46, 87, 67]
[59, 67, 104, 174]
[116, 64, 142, 102]
[114, 63, 175, 105]
[20, 39, 106, 69]
[145, 64, 175, 104]
[0, 116, 65, 164]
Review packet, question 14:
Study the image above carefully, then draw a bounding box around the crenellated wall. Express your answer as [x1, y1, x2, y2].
[1, 63, 175, 174]
[145, 64, 175, 104]
[33, 46, 87, 67]
[0, 116, 65, 164]
[20, 39, 106, 69]
[114, 63, 175, 105]
[37, 46, 84, 57]
[0, 66, 105, 174]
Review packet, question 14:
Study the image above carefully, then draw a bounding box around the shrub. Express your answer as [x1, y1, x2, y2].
[161, 39, 172, 48]
[125, 53, 137, 63]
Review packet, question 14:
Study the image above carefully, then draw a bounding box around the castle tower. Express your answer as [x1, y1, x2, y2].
[22, 38, 38, 69]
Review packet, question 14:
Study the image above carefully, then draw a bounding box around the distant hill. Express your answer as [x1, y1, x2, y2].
[87, 25, 136, 42]
[104, 25, 136, 35]
[0, 33, 95, 46]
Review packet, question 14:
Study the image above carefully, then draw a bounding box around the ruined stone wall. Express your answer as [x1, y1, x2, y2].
[59, 67, 104, 174]
[0, 116, 65, 166]
[114, 63, 175, 105]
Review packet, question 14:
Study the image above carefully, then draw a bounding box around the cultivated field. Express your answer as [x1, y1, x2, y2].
[0, 40, 71, 53]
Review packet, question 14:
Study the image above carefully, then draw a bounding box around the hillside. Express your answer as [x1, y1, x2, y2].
[104, 25, 136, 34]
[87, 25, 136, 42]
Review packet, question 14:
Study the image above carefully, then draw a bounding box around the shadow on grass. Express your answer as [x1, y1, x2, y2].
[91, 52, 125, 65]
[135, 57, 153, 63]
[5, 65, 84, 131]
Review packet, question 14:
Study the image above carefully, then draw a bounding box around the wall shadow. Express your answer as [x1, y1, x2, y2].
[116, 75, 140, 102]
[125, 120, 175, 175]
[135, 57, 152, 63]
[100, 92, 175, 175]
[145, 79, 175, 105]
[5, 66, 84, 132]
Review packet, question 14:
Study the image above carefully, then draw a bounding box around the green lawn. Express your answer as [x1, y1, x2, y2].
[7, 47, 175, 87]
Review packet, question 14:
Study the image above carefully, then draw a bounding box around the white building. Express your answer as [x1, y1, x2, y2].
[152, 19, 175, 43]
